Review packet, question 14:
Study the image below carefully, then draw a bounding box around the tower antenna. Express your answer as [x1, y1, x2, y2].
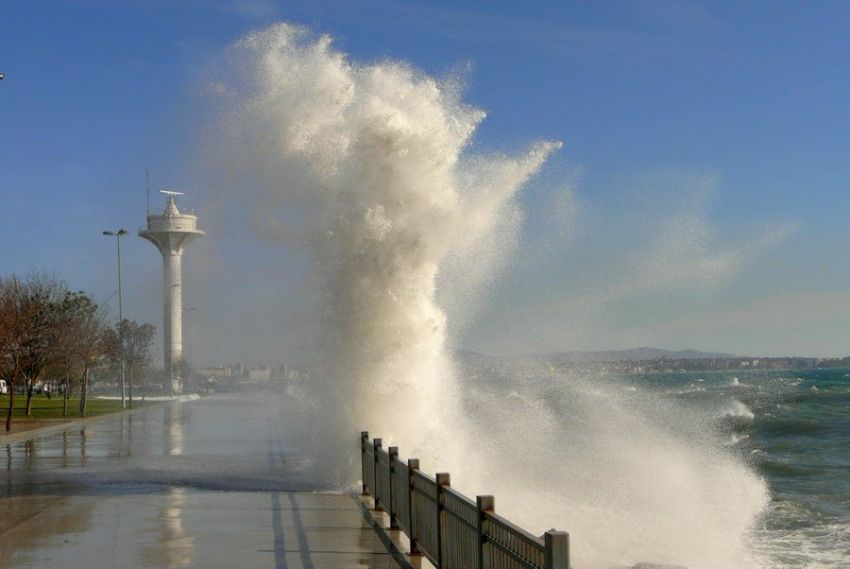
[146, 168, 150, 216]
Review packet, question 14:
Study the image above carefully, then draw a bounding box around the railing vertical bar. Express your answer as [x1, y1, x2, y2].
[436, 472, 450, 568]
[373, 438, 384, 511]
[477, 495, 494, 569]
[408, 458, 421, 556]
[545, 530, 570, 569]
[388, 446, 399, 529]
[360, 431, 370, 495]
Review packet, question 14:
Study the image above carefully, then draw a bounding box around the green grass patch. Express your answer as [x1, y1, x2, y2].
[0, 394, 155, 420]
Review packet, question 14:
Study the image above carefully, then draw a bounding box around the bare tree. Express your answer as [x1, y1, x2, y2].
[0, 276, 23, 431]
[17, 274, 68, 416]
[102, 320, 155, 409]
[75, 307, 105, 417]
[2, 274, 107, 429]
[50, 291, 103, 416]
[1, 275, 66, 425]
[177, 359, 194, 395]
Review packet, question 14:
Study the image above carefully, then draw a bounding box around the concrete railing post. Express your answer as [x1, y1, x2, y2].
[545, 530, 570, 569]
[408, 458, 421, 556]
[436, 472, 450, 567]
[373, 438, 384, 511]
[360, 431, 370, 496]
[476, 495, 494, 569]
[387, 446, 399, 529]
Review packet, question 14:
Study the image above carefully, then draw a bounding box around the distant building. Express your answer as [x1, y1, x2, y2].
[247, 368, 271, 380]
[196, 366, 232, 378]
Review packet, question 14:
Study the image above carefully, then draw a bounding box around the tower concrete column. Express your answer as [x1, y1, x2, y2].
[164, 252, 183, 393]
[139, 192, 204, 396]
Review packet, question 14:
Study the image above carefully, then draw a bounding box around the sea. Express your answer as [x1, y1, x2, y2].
[458, 362, 849, 568]
[628, 368, 850, 568]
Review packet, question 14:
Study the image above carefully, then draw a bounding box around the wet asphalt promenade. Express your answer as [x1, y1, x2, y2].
[0, 396, 403, 569]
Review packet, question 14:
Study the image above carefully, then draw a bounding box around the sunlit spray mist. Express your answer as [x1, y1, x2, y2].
[210, 23, 556, 473]
[207, 23, 769, 568]
[461, 371, 770, 568]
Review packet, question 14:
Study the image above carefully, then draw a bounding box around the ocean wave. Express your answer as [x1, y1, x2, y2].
[757, 458, 827, 479]
[664, 384, 708, 396]
[750, 520, 850, 568]
[726, 433, 751, 446]
[764, 500, 826, 530]
[757, 416, 823, 436]
[716, 399, 756, 421]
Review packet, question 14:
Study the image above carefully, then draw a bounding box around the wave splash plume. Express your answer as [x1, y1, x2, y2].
[209, 23, 770, 569]
[212, 22, 557, 471]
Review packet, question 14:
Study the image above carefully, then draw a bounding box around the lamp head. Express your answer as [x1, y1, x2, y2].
[103, 231, 115, 236]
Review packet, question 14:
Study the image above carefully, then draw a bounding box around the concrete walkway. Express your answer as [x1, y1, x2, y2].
[0, 396, 406, 568]
[1, 490, 403, 568]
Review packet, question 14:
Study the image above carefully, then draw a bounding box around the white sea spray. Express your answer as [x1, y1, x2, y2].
[206, 23, 770, 569]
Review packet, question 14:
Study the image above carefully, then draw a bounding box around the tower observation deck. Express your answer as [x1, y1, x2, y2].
[139, 192, 204, 395]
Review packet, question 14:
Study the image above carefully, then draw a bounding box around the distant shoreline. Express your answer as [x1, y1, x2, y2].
[456, 349, 850, 374]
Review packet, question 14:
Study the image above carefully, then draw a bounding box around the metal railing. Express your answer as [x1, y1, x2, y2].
[360, 431, 570, 569]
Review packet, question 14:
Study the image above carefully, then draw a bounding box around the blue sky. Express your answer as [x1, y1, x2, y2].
[2, 1, 850, 361]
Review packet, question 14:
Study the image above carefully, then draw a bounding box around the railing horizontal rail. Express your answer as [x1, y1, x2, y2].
[359, 430, 570, 569]
[485, 511, 546, 548]
[485, 511, 547, 569]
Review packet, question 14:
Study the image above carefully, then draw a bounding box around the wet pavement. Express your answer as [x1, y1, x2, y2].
[0, 396, 402, 568]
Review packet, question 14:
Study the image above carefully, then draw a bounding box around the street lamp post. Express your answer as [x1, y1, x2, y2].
[103, 229, 128, 408]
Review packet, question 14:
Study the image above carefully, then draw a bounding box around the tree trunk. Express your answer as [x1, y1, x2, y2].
[5, 384, 13, 432]
[128, 366, 133, 409]
[79, 365, 89, 417]
[63, 367, 70, 417]
[25, 382, 34, 416]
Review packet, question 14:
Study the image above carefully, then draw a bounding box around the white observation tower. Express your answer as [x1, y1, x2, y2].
[139, 190, 205, 395]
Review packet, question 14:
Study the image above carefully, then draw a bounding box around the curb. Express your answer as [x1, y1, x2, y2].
[353, 494, 417, 569]
[0, 397, 193, 446]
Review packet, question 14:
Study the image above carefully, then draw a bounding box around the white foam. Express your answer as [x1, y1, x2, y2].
[717, 399, 756, 421]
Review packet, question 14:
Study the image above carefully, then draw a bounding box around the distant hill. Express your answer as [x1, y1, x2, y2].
[550, 347, 738, 362]
[456, 347, 738, 364]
